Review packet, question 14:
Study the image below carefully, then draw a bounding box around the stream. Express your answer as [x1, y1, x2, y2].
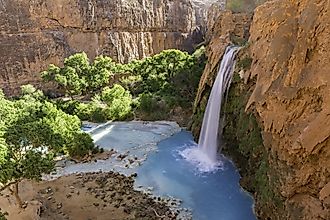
[52, 121, 256, 220]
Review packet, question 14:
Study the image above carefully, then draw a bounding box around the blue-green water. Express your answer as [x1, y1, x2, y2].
[135, 130, 256, 220]
[55, 122, 256, 220]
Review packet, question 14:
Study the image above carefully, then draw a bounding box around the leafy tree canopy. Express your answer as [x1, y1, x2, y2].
[0, 86, 95, 207]
[42, 53, 117, 96]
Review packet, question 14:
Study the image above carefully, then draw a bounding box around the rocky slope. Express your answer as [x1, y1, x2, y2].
[192, 0, 330, 219]
[0, 0, 206, 95]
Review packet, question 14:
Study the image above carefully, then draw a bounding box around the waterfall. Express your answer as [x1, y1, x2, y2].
[181, 46, 240, 172]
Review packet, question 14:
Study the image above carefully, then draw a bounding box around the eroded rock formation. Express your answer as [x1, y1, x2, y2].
[0, 0, 206, 95]
[192, 0, 329, 219]
[247, 0, 330, 219]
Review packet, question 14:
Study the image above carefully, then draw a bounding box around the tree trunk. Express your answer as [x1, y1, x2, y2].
[12, 182, 23, 208]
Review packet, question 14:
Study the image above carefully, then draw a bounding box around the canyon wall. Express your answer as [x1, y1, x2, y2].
[192, 0, 329, 219]
[0, 0, 205, 95]
[248, 0, 330, 219]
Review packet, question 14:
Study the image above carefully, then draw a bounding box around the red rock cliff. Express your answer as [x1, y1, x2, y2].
[248, 0, 330, 219]
[0, 0, 205, 95]
[192, 0, 329, 219]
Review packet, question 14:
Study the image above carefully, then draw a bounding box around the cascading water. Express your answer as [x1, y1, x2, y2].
[181, 46, 240, 172]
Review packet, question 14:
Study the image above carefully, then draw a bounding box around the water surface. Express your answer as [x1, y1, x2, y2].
[136, 130, 256, 220]
[52, 121, 256, 220]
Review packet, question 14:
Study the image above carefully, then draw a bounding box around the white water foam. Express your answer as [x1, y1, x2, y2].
[180, 146, 223, 173]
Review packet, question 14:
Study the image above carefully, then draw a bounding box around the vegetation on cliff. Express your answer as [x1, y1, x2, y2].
[222, 54, 284, 217]
[0, 209, 6, 220]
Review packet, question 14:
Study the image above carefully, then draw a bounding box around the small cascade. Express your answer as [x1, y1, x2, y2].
[181, 46, 240, 172]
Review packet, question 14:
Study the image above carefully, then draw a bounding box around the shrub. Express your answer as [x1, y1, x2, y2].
[20, 84, 45, 101]
[65, 132, 95, 158]
[120, 75, 143, 95]
[20, 84, 37, 95]
[0, 89, 4, 99]
[0, 210, 7, 220]
[138, 93, 159, 113]
[101, 84, 127, 104]
[87, 56, 116, 91]
[237, 57, 253, 70]
[75, 101, 107, 123]
[101, 85, 133, 120]
[42, 53, 116, 96]
[103, 97, 132, 120]
[55, 99, 80, 115]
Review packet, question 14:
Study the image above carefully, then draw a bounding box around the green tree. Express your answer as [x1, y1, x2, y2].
[0, 87, 95, 207]
[42, 53, 89, 96]
[101, 85, 133, 120]
[87, 56, 116, 91]
[42, 53, 117, 96]
[0, 97, 54, 207]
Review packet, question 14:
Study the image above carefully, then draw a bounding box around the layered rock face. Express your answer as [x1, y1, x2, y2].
[193, 0, 329, 219]
[0, 0, 204, 95]
[248, 0, 330, 219]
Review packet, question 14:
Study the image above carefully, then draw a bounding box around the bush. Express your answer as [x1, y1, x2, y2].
[20, 84, 45, 101]
[66, 132, 95, 158]
[138, 93, 160, 113]
[75, 101, 107, 123]
[55, 99, 80, 115]
[103, 98, 132, 120]
[42, 53, 116, 96]
[20, 84, 37, 95]
[120, 75, 143, 95]
[101, 84, 126, 104]
[101, 85, 133, 120]
[237, 56, 253, 70]
[87, 56, 116, 91]
[136, 93, 169, 120]
[0, 89, 4, 99]
[0, 210, 7, 220]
